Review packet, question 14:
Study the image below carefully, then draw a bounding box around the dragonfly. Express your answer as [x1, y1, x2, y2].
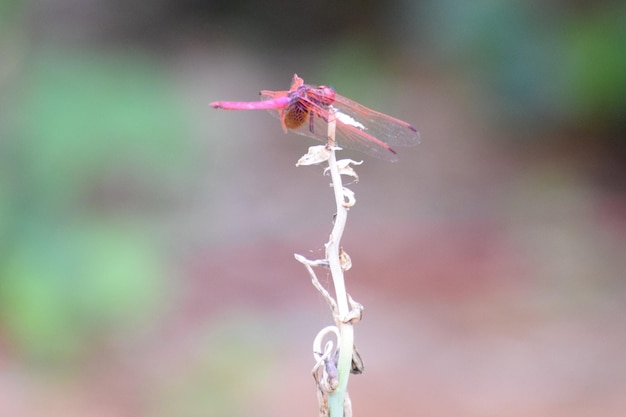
[210, 74, 420, 161]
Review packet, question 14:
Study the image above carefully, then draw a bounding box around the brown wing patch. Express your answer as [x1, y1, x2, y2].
[283, 101, 309, 129]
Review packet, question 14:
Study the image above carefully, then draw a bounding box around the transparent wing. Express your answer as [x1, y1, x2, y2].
[332, 94, 420, 148]
[261, 88, 420, 161]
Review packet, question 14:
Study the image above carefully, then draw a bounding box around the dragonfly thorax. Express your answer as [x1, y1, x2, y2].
[305, 85, 336, 107]
[282, 85, 336, 130]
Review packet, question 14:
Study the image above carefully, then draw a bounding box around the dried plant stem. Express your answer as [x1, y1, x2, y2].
[325, 114, 354, 417]
[295, 110, 362, 417]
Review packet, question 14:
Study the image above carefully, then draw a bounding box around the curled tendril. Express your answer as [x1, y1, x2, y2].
[313, 326, 340, 364]
[312, 326, 341, 393]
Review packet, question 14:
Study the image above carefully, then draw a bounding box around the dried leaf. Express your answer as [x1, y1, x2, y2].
[296, 145, 331, 166]
[342, 187, 356, 208]
[324, 158, 362, 182]
[339, 247, 352, 271]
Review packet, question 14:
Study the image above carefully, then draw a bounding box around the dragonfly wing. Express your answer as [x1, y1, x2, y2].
[331, 116, 401, 161]
[260, 88, 419, 161]
[274, 101, 403, 161]
[331, 94, 420, 147]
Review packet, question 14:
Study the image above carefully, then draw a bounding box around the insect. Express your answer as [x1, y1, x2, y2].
[211, 74, 419, 161]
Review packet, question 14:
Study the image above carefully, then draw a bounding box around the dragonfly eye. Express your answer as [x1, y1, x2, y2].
[308, 86, 336, 107]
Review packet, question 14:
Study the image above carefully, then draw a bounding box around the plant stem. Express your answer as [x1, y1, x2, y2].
[325, 114, 354, 417]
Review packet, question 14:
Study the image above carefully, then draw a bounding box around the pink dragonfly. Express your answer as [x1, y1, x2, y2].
[210, 74, 419, 161]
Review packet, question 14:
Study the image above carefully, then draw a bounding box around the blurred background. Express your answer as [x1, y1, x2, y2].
[1, 0, 625, 416]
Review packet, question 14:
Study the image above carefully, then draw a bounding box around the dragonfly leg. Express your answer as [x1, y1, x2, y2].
[308, 112, 316, 136]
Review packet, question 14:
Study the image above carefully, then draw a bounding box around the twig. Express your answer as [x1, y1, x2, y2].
[324, 112, 355, 417]
[295, 108, 363, 417]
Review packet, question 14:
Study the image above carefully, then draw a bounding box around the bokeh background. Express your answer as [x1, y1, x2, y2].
[1, 0, 625, 416]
